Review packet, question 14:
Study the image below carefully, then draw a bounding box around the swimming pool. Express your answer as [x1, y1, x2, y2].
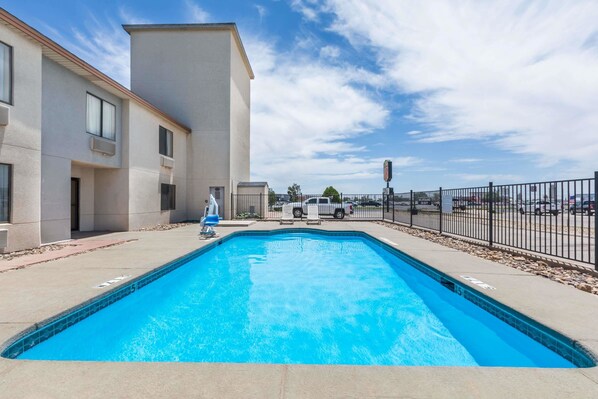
[3, 230, 594, 367]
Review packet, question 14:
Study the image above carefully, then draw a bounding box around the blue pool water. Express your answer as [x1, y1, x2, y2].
[19, 232, 574, 367]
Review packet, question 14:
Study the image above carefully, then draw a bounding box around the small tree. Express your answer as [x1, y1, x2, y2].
[268, 188, 276, 206]
[288, 183, 301, 202]
[322, 186, 341, 203]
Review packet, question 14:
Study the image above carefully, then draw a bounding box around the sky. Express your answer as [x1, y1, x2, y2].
[3, 0, 598, 194]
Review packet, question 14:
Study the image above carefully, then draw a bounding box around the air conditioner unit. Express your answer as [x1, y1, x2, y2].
[0, 105, 9, 126]
[160, 155, 175, 169]
[90, 136, 116, 156]
[0, 229, 8, 249]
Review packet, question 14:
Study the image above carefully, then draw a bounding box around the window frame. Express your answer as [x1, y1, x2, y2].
[0, 41, 13, 106]
[159, 126, 174, 158]
[160, 183, 176, 211]
[0, 163, 12, 223]
[86, 92, 116, 141]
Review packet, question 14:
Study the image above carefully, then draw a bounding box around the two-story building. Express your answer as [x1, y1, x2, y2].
[0, 8, 261, 252]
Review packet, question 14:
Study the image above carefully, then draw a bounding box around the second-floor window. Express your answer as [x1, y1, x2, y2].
[0, 42, 12, 104]
[86, 93, 116, 140]
[159, 126, 173, 158]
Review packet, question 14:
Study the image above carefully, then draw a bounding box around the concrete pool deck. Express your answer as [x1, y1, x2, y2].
[0, 222, 597, 398]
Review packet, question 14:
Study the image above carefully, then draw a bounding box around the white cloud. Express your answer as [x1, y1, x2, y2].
[290, 0, 321, 22]
[254, 4, 268, 20]
[244, 37, 391, 192]
[449, 158, 483, 163]
[314, 0, 598, 172]
[319, 45, 341, 59]
[185, 0, 211, 23]
[118, 6, 151, 25]
[452, 173, 522, 183]
[69, 16, 131, 86]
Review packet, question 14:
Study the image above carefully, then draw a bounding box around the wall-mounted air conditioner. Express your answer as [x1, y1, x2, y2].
[160, 155, 175, 169]
[0, 105, 9, 126]
[0, 229, 8, 249]
[90, 136, 116, 156]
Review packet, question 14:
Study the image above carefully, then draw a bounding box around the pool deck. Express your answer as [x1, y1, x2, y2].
[0, 222, 597, 398]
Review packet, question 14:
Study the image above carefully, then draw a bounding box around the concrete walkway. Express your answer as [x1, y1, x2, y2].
[0, 238, 130, 273]
[0, 222, 597, 398]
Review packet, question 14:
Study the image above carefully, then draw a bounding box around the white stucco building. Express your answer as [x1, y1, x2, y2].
[0, 8, 261, 252]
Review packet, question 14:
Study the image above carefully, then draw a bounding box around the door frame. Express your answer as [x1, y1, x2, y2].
[209, 186, 225, 218]
[71, 177, 80, 231]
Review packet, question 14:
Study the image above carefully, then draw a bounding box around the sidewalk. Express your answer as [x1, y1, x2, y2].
[0, 239, 130, 273]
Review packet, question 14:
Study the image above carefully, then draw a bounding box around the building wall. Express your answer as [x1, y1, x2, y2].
[130, 29, 245, 220]
[41, 57, 123, 167]
[125, 101, 189, 229]
[93, 168, 129, 231]
[39, 155, 69, 243]
[229, 34, 251, 189]
[39, 56, 124, 242]
[0, 24, 42, 252]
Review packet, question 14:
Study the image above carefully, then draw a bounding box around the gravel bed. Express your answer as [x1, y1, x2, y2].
[138, 222, 197, 231]
[374, 221, 598, 296]
[0, 244, 73, 261]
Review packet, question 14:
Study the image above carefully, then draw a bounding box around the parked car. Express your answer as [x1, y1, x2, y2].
[288, 197, 353, 219]
[359, 200, 382, 207]
[569, 200, 595, 215]
[518, 200, 559, 216]
[452, 198, 467, 211]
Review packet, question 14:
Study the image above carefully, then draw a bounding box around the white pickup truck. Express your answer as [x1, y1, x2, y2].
[289, 197, 353, 219]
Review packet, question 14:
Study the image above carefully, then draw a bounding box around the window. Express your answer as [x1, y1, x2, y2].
[0, 42, 12, 104]
[86, 93, 116, 140]
[159, 126, 173, 158]
[0, 164, 11, 222]
[307, 198, 317, 204]
[318, 198, 328, 204]
[161, 184, 176, 211]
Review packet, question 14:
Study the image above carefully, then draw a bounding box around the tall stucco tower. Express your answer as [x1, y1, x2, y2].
[124, 23, 254, 219]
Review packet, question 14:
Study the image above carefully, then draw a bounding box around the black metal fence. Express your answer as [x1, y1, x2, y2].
[232, 172, 596, 269]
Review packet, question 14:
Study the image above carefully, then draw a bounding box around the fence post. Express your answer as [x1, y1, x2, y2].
[231, 192, 234, 220]
[260, 192, 263, 219]
[392, 192, 395, 223]
[439, 187, 443, 234]
[489, 181, 494, 246]
[410, 190, 413, 227]
[595, 171, 597, 270]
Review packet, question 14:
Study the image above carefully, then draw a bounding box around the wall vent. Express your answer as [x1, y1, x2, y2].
[0, 229, 8, 249]
[0, 105, 9, 126]
[90, 136, 116, 156]
[160, 155, 175, 169]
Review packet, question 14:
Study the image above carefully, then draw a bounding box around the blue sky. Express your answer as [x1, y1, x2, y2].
[3, 0, 597, 194]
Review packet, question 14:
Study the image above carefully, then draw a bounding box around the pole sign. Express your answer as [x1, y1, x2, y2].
[384, 160, 392, 183]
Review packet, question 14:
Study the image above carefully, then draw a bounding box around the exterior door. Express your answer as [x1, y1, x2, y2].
[70, 178, 80, 231]
[209, 186, 225, 218]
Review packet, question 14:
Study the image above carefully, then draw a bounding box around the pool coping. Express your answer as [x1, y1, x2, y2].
[0, 224, 598, 397]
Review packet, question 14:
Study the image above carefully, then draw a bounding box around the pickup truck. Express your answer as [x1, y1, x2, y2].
[289, 197, 353, 219]
[518, 200, 559, 216]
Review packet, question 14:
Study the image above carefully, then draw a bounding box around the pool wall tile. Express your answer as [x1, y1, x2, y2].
[1, 228, 596, 368]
